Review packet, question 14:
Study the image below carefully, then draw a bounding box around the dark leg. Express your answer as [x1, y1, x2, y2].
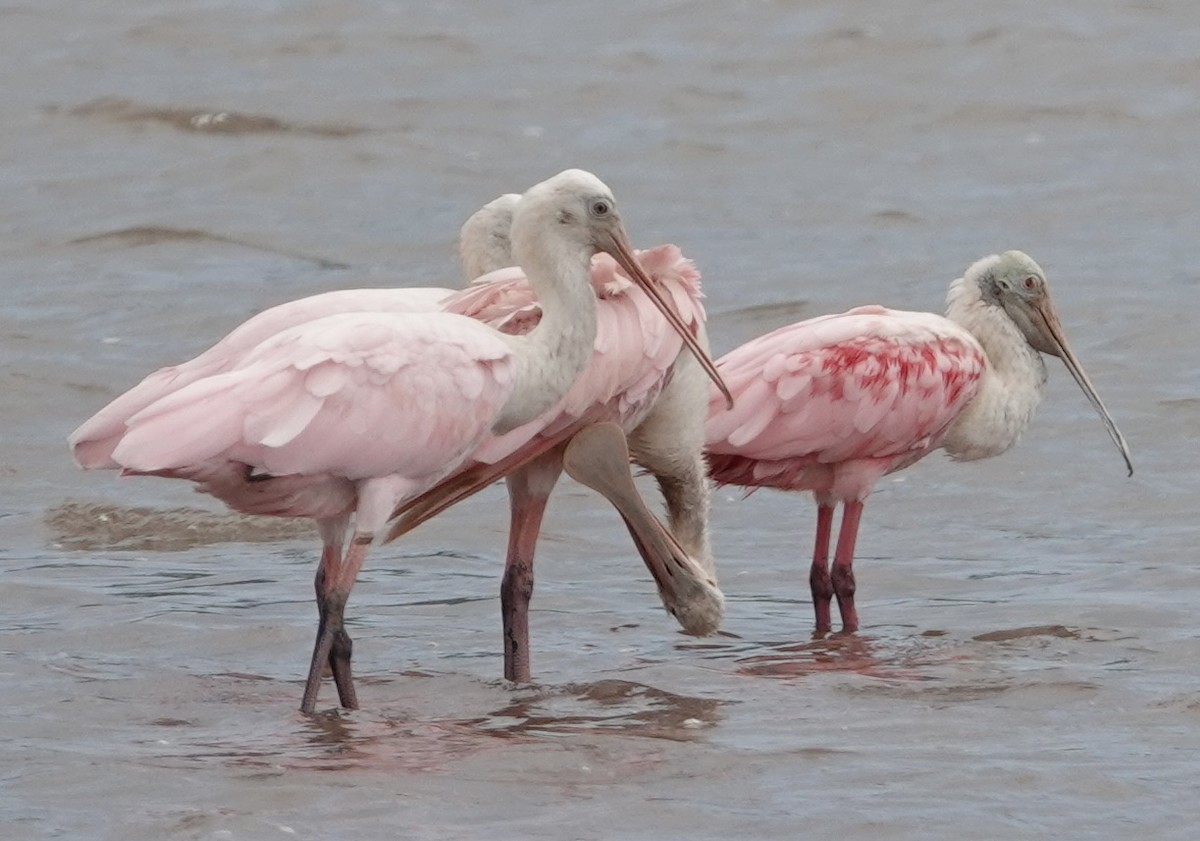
[302, 533, 370, 714]
[831, 500, 864, 632]
[810, 502, 835, 633]
[303, 588, 351, 714]
[500, 456, 560, 684]
[329, 625, 357, 710]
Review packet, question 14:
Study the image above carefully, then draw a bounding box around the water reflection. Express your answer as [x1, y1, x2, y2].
[46, 501, 314, 552]
[144, 675, 722, 775]
[479, 679, 722, 742]
[147, 695, 506, 775]
[734, 633, 946, 681]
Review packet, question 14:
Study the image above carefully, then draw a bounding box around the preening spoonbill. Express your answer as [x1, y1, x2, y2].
[70, 169, 726, 713]
[382, 200, 727, 682]
[705, 251, 1133, 633]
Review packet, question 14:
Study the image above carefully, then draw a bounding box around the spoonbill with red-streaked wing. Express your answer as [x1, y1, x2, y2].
[705, 251, 1132, 633]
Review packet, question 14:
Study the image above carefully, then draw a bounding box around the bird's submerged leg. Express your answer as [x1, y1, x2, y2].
[312, 543, 337, 677]
[328, 621, 357, 710]
[500, 454, 562, 683]
[809, 501, 835, 634]
[830, 500, 863, 633]
[303, 587, 357, 714]
[302, 528, 370, 714]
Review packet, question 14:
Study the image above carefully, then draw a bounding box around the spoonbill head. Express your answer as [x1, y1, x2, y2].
[949, 250, 1132, 474]
[706, 250, 1133, 634]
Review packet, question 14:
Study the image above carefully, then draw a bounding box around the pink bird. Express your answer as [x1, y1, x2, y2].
[705, 251, 1133, 633]
[385, 201, 730, 683]
[70, 169, 725, 714]
[68, 191, 534, 471]
[68, 287, 455, 470]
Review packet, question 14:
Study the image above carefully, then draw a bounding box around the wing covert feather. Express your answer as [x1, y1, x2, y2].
[112, 311, 516, 482]
[707, 308, 986, 467]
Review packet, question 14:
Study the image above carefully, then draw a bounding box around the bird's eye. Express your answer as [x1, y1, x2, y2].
[590, 199, 611, 217]
[1023, 276, 1038, 290]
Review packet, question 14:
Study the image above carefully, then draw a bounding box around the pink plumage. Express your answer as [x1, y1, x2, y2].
[73, 247, 701, 482]
[703, 250, 1132, 635]
[446, 244, 705, 462]
[79, 305, 529, 714]
[70, 287, 454, 470]
[68, 169, 728, 713]
[385, 243, 720, 681]
[704, 305, 989, 636]
[113, 312, 514, 484]
[707, 307, 985, 501]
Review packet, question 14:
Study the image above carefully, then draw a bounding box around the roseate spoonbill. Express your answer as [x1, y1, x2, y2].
[71, 169, 726, 714]
[68, 286, 454, 470]
[72, 189, 728, 703]
[705, 251, 1133, 633]
[382, 204, 726, 683]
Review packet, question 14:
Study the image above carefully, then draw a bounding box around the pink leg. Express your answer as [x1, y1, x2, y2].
[500, 455, 561, 684]
[831, 500, 864, 632]
[302, 532, 372, 714]
[809, 502, 835, 633]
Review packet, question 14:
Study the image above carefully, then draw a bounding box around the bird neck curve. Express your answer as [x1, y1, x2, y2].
[459, 195, 518, 281]
[941, 275, 1048, 461]
[492, 239, 599, 433]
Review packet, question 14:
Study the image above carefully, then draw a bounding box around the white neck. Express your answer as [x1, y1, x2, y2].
[459, 195, 518, 281]
[940, 276, 1048, 462]
[491, 237, 598, 433]
[460, 233, 512, 282]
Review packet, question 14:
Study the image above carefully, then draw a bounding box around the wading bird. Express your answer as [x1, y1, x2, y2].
[705, 251, 1133, 633]
[384, 201, 728, 682]
[70, 169, 726, 713]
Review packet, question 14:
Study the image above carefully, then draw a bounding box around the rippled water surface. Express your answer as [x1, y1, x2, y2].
[3, 2, 1198, 839]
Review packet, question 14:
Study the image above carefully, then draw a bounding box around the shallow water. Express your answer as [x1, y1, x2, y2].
[3, 1, 1199, 838]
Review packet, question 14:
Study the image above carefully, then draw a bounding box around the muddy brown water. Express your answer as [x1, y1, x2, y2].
[3, 2, 1198, 839]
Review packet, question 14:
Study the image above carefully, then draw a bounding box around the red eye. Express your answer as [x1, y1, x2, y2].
[1023, 276, 1037, 290]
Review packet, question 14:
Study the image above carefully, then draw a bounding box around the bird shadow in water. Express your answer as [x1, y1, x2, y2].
[474, 678, 723, 743]
[164, 673, 724, 775]
[728, 631, 954, 681]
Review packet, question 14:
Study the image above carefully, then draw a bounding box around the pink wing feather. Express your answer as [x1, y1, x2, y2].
[112, 311, 515, 485]
[74, 244, 704, 519]
[706, 306, 986, 493]
[69, 287, 454, 469]
[442, 244, 707, 464]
